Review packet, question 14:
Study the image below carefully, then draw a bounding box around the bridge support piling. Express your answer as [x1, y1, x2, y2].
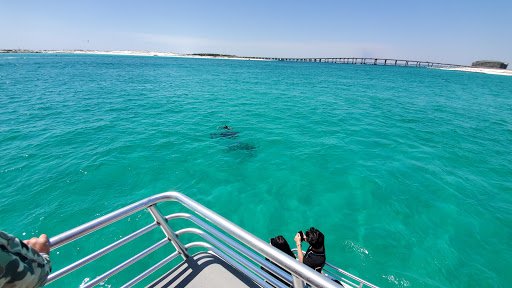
[264, 57, 462, 70]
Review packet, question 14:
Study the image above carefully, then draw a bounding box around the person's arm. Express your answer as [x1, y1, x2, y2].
[0, 232, 52, 288]
[294, 232, 304, 263]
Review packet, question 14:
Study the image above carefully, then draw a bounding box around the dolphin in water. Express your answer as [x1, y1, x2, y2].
[210, 131, 240, 139]
[227, 141, 258, 151]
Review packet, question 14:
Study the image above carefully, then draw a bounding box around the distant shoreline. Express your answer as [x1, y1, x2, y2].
[2, 49, 510, 76]
[0, 49, 267, 61]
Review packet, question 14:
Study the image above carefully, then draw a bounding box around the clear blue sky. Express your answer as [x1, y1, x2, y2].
[1, 0, 510, 65]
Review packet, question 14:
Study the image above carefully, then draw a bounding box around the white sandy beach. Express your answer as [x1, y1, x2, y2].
[45, 50, 266, 61]
[433, 66, 512, 77]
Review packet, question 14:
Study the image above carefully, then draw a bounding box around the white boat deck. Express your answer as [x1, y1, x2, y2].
[147, 252, 260, 288]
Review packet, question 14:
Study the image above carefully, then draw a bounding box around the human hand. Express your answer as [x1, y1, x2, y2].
[23, 234, 50, 255]
[294, 232, 302, 245]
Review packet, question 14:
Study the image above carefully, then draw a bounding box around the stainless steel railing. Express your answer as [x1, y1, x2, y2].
[47, 192, 375, 288]
[323, 262, 379, 288]
[291, 248, 379, 288]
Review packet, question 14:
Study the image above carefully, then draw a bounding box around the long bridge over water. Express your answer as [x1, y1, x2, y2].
[256, 57, 464, 68]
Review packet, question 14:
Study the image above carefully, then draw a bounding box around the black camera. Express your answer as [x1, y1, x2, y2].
[298, 231, 306, 242]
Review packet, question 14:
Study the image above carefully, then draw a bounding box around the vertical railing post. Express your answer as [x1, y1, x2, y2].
[292, 275, 305, 288]
[148, 205, 189, 260]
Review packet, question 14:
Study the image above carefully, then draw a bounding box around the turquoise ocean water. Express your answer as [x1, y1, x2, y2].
[1, 54, 511, 288]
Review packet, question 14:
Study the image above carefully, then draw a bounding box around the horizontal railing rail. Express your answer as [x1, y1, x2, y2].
[167, 213, 293, 285]
[291, 248, 379, 288]
[324, 263, 379, 288]
[47, 192, 375, 288]
[47, 222, 158, 283]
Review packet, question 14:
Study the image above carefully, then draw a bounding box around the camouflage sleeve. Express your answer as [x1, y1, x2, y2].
[0, 231, 52, 288]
